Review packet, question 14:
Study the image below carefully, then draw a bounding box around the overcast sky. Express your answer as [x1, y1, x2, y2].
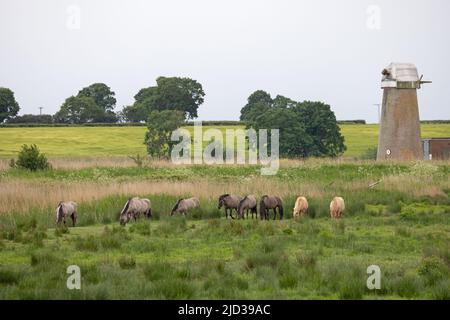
[1, 0, 449, 122]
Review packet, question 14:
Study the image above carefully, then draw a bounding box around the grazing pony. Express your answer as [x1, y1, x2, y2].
[120, 197, 152, 226]
[237, 195, 258, 219]
[171, 197, 200, 216]
[218, 194, 242, 219]
[293, 196, 309, 218]
[260, 195, 284, 220]
[56, 201, 78, 227]
[329, 197, 345, 219]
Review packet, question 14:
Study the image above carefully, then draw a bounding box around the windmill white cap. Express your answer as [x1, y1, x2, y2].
[381, 63, 429, 89]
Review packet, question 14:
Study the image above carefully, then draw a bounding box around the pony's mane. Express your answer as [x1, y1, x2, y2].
[121, 199, 131, 215]
[219, 194, 230, 200]
[172, 198, 183, 212]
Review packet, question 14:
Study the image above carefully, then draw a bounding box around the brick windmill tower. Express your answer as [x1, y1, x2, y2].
[377, 63, 431, 161]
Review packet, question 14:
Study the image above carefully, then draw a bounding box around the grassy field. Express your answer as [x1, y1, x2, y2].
[0, 124, 449, 158]
[0, 160, 449, 299]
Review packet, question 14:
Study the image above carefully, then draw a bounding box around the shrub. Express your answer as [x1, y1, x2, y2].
[418, 256, 448, 285]
[12, 144, 51, 171]
[360, 146, 378, 160]
[75, 226, 129, 251]
[151, 278, 195, 299]
[128, 154, 145, 168]
[54, 225, 70, 237]
[0, 268, 20, 285]
[129, 220, 152, 236]
[296, 251, 317, 269]
[142, 260, 173, 281]
[118, 255, 136, 269]
[431, 279, 450, 300]
[390, 274, 423, 298]
[30, 250, 64, 267]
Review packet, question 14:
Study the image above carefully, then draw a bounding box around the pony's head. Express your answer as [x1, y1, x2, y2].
[218, 194, 229, 209]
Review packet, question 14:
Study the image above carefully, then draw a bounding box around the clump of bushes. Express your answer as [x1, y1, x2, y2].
[129, 220, 152, 236]
[9, 144, 51, 171]
[75, 226, 130, 251]
[54, 225, 70, 237]
[0, 268, 20, 285]
[118, 255, 136, 269]
[30, 249, 65, 267]
[0, 218, 47, 246]
[360, 146, 378, 160]
[418, 256, 449, 285]
[296, 251, 317, 269]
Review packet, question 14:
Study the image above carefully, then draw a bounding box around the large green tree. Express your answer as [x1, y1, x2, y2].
[123, 77, 205, 122]
[0, 87, 20, 123]
[77, 83, 117, 122]
[144, 110, 186, 158]
[240, 90, 272, 122]
[54, 96, 103, 124]
[251, 108, 314, 157]
[242, 90, 346, 158]
[294, 101, 346, 157]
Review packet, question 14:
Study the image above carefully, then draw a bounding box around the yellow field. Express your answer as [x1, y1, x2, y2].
[0, 124, 449, 158]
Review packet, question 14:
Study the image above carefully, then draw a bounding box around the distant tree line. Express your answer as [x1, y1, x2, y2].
[0, 77, 204, 125]
[2, 81, 348, 158]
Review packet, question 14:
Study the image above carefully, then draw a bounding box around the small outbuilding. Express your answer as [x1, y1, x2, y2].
[422, 138, 450, 160]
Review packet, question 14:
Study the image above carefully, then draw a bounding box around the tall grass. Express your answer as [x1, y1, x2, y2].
[0, 161, 449, 228]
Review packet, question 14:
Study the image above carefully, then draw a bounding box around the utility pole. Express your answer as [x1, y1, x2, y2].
[373, 104, 381, 124]
[39, 107, 43, 115]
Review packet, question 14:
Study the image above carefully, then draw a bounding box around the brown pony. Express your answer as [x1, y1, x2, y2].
[237, 195, 258, 219]
[218, 194, 242, 219]
[260, 195, 284, 220]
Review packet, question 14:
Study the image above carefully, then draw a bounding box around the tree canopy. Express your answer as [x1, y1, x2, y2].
[144, 110, 186, 158]
[77, 83, 116, 113]
[0, 87, 20, 123]
[242, 90, 346, 158]
[53, 83, 117, 123]
[123, 77, 205, 122]
[54, 96, 103, 124]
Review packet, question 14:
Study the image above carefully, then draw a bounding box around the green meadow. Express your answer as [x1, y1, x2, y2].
[0, 216, 449, 299]
[0, 124, 449, 158]
[0, 161, 449, 299]
[0, 124, 449, 299]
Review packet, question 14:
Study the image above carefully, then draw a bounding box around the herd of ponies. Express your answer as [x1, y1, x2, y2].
[55, 195, 345, 227]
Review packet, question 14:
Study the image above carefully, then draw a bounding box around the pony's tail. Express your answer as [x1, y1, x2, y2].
[56, 204, 63, 224]
[237, 197, 245, 218]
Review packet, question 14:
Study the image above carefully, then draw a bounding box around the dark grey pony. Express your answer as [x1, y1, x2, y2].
[120, 197, 152, 226]
[171, 197, 200, 216]
[56, 201, 77, 227]
[218, 194, 242, 219]
[237, 195, 258, 219]
[260, 195, 284, 220]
